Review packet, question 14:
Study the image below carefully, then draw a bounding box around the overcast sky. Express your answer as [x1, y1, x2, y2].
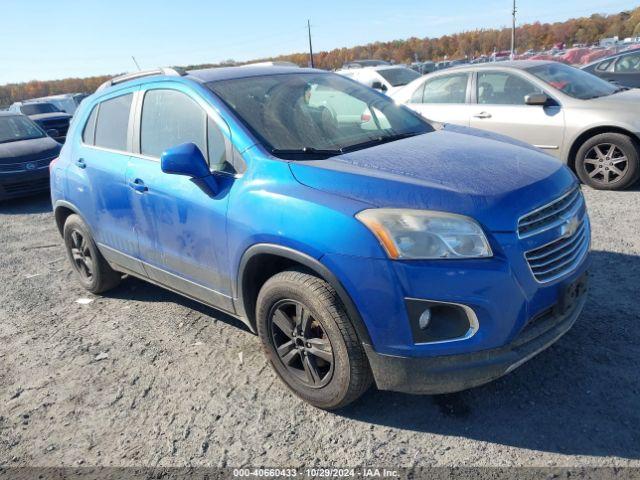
[1, 0, 635, 84]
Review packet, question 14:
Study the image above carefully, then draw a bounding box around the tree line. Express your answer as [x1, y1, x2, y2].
[2, 6, 639, 107]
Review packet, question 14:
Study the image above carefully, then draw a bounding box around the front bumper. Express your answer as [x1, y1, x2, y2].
[364, 287, 587, 394]
[0, 168, 50, 200]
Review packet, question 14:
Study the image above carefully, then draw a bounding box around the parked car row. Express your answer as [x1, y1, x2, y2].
[0, 111, 61, 200]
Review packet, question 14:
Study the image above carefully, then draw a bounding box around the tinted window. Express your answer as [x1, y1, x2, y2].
[20, 103, 61, 115]
[94, 94, 133, 151]
[421, 74, 468, 104]
[477, 71, 541, 105]
[0, 115, 45, 144]
[207, 73, 430, 157]
[527, 62, 617, 99]
[82, 105, 98, 145]
[141, 89, 207, 159]
[614, 53, 640, 73]
[410, 82, 426, 103]
[596, 60, 613, 72]
[376, 67, 420, 87]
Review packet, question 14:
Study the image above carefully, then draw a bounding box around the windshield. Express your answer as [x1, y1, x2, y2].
[20, 103, 62, 115]
[0, 115, 46, 143]
[377, 68, 421, 86]
[207, 73, 431, 158]
[526, 63, 618, 100]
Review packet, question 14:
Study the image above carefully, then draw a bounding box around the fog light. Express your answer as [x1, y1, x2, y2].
[418, 308, 431, 330]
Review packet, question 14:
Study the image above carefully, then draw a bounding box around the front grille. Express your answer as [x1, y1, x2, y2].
[518, 187, 583, 238]
[524, 219, 589, 283]
[2, 176, 50, 194]
[0, 156, 56, 174]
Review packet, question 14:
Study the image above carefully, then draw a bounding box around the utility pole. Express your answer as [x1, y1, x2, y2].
[307, 19, 315, 68]
[510, 0, 517, 59]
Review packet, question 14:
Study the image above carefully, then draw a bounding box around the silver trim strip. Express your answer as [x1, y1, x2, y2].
[533, 145, 559, 150]
[523, 217, 590, 284]
[517, 187, 582, 239]
[405, 297, 480, 345]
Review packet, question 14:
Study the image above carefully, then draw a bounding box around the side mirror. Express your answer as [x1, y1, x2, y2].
[161, 142, 218, 194]
[525, 92, 549, 106]
[46, 129, 60, 138]
[371, 81, 387, 92]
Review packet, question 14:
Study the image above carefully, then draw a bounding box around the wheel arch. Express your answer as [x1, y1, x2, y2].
[236, 244, 373, 346]
[567, 125, 640, 172]
[54, 200, 87, 236]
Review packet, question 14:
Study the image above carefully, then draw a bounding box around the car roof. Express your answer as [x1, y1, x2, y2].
[0, 111, 21, 117]
[186, 66, 325, 83]
[444, 60, 554, 72]
[583, 48, 640, 67]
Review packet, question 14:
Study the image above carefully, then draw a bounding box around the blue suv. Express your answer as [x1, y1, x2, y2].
[51, 66, 590, 409]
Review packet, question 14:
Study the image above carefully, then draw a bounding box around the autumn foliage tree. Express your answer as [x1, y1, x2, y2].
[2, 6, 639, 107]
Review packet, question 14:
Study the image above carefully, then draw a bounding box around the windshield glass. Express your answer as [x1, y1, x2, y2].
[207, 73, 431, 157]
[526, 63, 618, 99]
[0, 115, 45, 143]
[377, 67, 421, 86]
[20, 103, 61, 115]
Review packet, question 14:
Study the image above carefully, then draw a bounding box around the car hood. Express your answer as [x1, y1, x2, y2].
[289, 126, 577, 232]
[29, 112, 72, 122]
[0, 136, 61, 163]
[583, 88, 640, 109]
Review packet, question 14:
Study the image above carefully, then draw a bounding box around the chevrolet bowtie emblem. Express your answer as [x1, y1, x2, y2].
[561, 215, 580, 238]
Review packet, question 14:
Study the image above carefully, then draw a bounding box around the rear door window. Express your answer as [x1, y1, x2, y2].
[94, 94, 133, 151]
[421, 74, 469, 104]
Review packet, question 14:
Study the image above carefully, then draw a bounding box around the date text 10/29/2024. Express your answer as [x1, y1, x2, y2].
[232, 468, 400, 477]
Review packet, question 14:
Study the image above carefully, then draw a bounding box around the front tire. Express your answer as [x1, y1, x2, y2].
[63, 214, 121, 294]
[575, 133, 639, 190]
[256, 269, 372, 409]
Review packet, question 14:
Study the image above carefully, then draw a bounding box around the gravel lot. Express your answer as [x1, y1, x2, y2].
[0, 187, 639, 468]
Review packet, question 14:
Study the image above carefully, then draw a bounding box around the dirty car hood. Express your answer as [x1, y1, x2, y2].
[289, 126, 577, 232]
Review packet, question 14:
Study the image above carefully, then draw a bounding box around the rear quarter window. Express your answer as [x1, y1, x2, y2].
[82, 105, 98, 145]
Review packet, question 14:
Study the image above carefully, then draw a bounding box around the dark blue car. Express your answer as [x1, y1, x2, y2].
[0, 112, 61, 200]
[50, 67, 590, 409]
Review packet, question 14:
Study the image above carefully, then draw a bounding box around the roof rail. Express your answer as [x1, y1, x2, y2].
[96, 67, 186, 92]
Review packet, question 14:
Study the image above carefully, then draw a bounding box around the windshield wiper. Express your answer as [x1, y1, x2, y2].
[271, 147, 343, 157]
[340, 131, 423, 153]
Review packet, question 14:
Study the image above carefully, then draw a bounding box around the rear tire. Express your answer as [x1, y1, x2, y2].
[63, 214, 121, 294]
[575, 133, 639, 190]
[256, 269, 372, 410]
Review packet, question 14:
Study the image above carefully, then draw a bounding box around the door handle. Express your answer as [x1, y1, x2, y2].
[128, 179, 148, 193]
[473, 112, 492, 119]
[75, 158, 86, 169]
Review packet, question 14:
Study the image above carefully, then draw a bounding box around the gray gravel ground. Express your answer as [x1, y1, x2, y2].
[0, 188, 639, 468]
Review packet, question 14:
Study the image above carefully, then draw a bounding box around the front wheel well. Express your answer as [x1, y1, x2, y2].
[568, 126, 640, 171]
[240, 253, 312, 330]
[237, 246, 373, 346]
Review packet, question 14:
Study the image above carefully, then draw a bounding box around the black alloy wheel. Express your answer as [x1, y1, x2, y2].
[68, 229, 94, 282]
[63, 214, 121, 294]
[269, 299, 334, 388]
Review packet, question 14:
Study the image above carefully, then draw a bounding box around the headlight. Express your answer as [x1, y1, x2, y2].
[356, 209, 492, 260]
